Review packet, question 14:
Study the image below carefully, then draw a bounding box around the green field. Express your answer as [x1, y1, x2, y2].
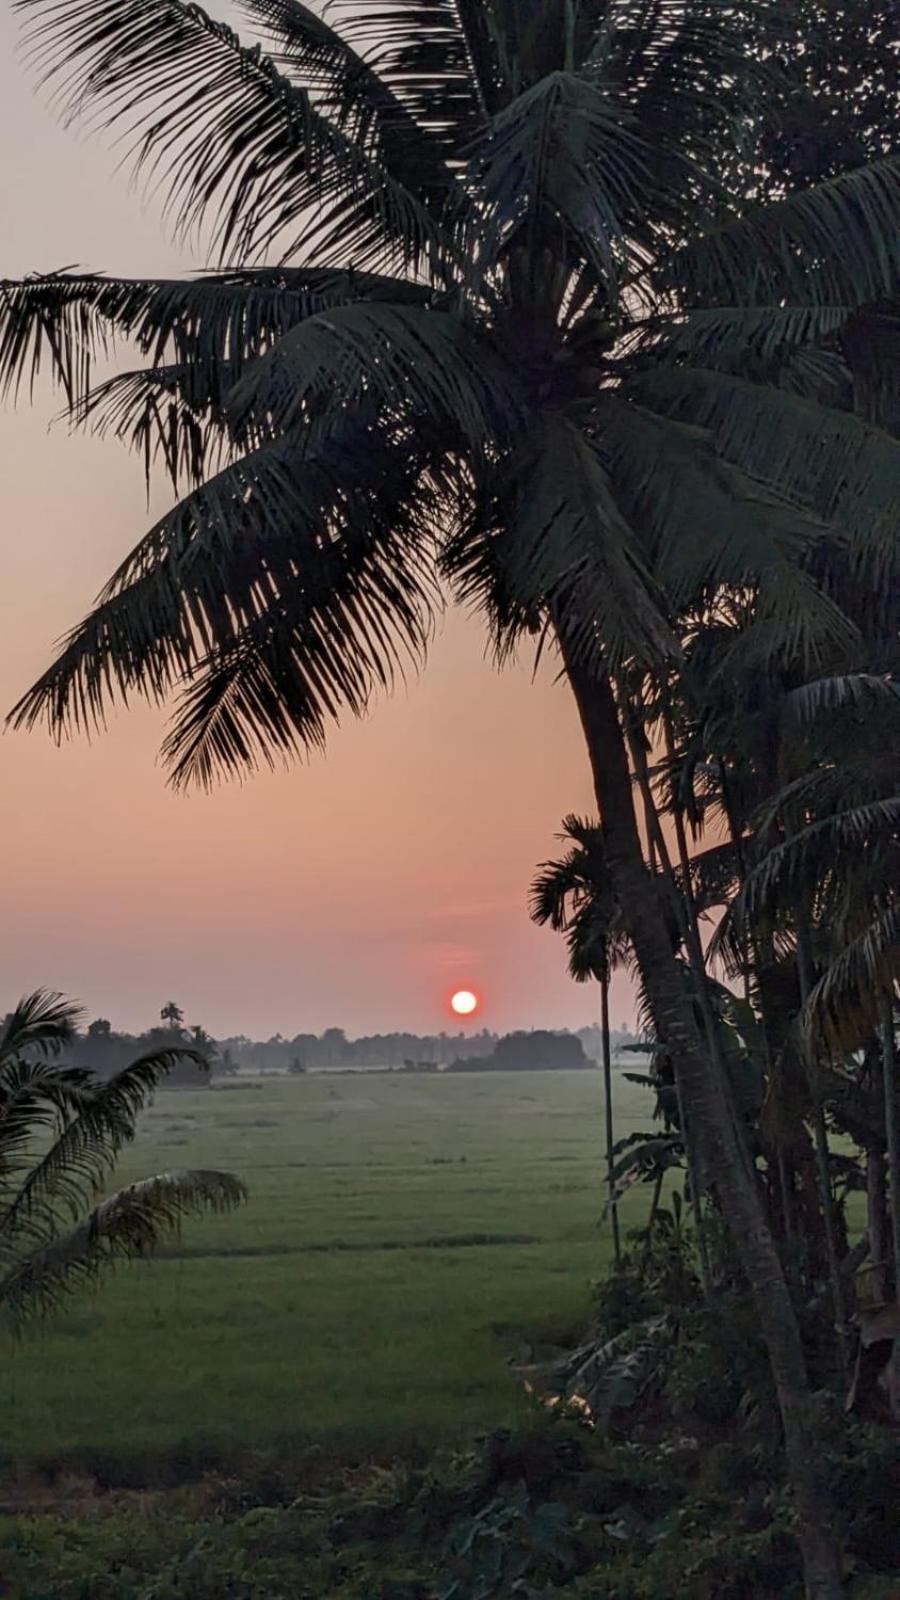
[2, 1069, 654, 1477]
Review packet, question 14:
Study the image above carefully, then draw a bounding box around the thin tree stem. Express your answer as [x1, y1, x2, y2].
[796, 921, 849, 1366]
[600, 970, 622, 1268]
[880, 991, 900, 1302]
[644, 1166, 665, 1266]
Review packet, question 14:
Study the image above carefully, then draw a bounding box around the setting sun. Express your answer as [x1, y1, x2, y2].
[450, 989, 479, 1017]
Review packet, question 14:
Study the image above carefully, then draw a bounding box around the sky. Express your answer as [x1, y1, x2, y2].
[0, 6, 636, 1040]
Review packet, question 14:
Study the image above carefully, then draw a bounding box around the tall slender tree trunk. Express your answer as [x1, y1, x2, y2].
[560, 643, 844, 1600]
[622, 690, 756, 1185]
[796, 923, 849, 1367]
[866, 1145, 888, 1305]
[881, 993, 900, 1301]
[600, 969, 622, 1267]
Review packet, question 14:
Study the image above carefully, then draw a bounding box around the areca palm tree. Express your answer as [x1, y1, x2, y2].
[531, 815, 631, 1264]
[2, 3, 900, 1589]
[0, 991, 245, 1322]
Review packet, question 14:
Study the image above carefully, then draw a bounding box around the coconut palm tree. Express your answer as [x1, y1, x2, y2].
[0, 990, 245, 1323]
[2, 5, 900, 1589]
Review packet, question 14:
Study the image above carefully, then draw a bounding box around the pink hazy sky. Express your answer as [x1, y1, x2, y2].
[0, 5, 636, 1039]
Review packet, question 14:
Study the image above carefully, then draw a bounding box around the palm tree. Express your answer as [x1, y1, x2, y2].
[0, 991, 245, 1323]
[2, 5, 899, 1588]
[530, 816, 631, 1265]
[160, 1001, 185, 1033]
[726, 680, 900, 1307]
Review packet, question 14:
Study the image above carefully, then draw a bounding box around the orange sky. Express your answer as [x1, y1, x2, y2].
[0, 6, 636, 1039]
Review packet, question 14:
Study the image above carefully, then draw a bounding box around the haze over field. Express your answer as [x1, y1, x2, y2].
[0, 5, 639, 1041]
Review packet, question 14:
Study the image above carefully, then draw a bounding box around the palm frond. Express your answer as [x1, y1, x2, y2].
[9, 418, 437, 763]
[803, 905, 900, 1055]
[600, 399, 851, 666]
[1, 1049, 205, 1244]
[15, 0, 450, 270]
[643, 304, 856, 370]
[449, 411, 675, 668]
[160, 511, 435, 789]
[779, 674, 900, 729]
[0, 1170, 246, 1322]
[241, 0, 456, 202]
[465, 70, 655, 293]
[0, 991, 81, 1066]
[669, 156, 900, 308]
[736, 801, 900, 918]
[74, 362, 239, 492]
[227, 302, 517, 452]
[0, 268, 434, 413]
[626, 369, 900, 587]
[330, 0, 494, 144]
[0, 1060, 93, 1188]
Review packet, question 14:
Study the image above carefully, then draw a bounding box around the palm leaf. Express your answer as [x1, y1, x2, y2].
[669, 156, 900, 308]
[73, 361, 239, 492]
[0, 991, 81, 1066]
[803, 904, 900, 1055]
[600, 399, 851, 665]
[0, 267, 434, 412]
[9, 419, 438, 779]
[241, 0, 456, 203]
[1, 1049, 205, 1244]
[227, 302, 517, 452]
[15, 0, 450, 269]
[465, 70, 656, 292]
[449, 410, 675, 668]
[0, 1170, 246, 1321]
[779, 673, 900, 729]
[735, 799, 900, 920]
[643, 304, 856, 369]
[331, 0, 494, 143]
[630, 368, 900, 584]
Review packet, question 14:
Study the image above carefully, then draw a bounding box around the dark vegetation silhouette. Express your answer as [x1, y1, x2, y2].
[0, 991, 245, 1326]
[447, 1030, 591, 1072]
[68, 1015, 628, 1077]
[0, 0, 898, 1592]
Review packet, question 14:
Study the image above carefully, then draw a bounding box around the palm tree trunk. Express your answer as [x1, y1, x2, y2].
[560, 644, 844, 1600]
[622, 689, 757, 1187]
[600, 969, 622, 1268]
[643, 1164, 665, 1265]
[796, 922, 850, 1368]
[866, 1145, 887, 1304]
[880, 993, 900, 1301]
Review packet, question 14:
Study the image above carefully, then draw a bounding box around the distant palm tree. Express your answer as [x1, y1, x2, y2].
[531, 816, 631, 1265]
[0, 991, 245, 1324]
[160, 1001, 185, 1033]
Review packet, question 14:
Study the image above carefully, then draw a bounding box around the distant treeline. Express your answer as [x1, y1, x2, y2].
[218, 1021, 637, 1073]
[446, 1031, 590, 1072]
[44, 1007, 639, 1081]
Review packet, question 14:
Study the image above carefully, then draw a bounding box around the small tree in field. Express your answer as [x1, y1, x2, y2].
[0, 991, 245, 1324]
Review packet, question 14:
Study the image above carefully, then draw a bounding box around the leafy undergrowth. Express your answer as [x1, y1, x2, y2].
[1, 1392, 896, 1598]
[3, 1244, 897, 1599]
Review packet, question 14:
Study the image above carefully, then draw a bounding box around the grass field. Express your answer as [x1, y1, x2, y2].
[1, 1069, 655, 1478]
